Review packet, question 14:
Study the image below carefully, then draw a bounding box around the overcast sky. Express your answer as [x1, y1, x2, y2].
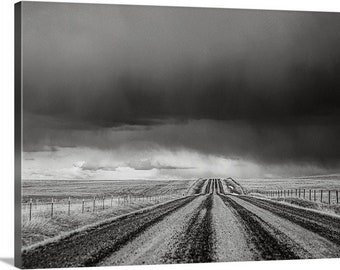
[22, 2, 340, 180]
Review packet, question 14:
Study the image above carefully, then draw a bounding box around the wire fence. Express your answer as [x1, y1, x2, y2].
[248, 188, 339, 205]
[22, 193, 181, 222]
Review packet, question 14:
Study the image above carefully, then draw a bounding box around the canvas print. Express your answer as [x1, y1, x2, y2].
[15, 1, 340, 268]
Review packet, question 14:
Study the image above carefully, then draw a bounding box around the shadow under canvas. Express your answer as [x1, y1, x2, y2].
[0, 257, 14, 266]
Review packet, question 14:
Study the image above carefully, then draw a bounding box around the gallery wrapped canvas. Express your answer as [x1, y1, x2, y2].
[15, 1, 340, 268]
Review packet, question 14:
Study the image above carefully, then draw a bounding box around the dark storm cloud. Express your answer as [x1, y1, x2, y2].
[23, 116, 340, 169]
[22, 2, 340, 168]
[24, 144, 59, 153]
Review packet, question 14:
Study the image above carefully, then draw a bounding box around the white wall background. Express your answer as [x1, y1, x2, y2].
[1, 0, 340, 270]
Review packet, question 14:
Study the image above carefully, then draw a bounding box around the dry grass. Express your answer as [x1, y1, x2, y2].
[22, 196, 182, 247]
[247, 192, 267, 198]
[271, 197, 340, 216]
[22, 179, 192, 202]
[21, 179, 193, 247]
[223, 178, 244, 194]
[22, 195, 173, 221]
[238, 175, 340, 215]
[238, 175, 340, 191]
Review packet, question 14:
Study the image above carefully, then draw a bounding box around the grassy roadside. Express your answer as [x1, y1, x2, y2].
[247, 191, 340, 216]
[22, 179, 194, 247]
[22, 196, 180, 247]
[271, 197, 340, 216]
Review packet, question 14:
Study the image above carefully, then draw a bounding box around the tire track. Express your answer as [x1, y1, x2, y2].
[227, 195, 340, 259]
[238, 196, 340, 246]
[219, 195, 301, 260]
[211, 195, 255, 261]
[162, 194, 215, 263]
[213, 179, 218, 194]
[204, 179, 212, 194]
[98, 196, 207, 266]
[22, 196, 197, 268]
[209, 179, 214, 194]
[217, 179, 225, 194]
[200, 179, 210, 194]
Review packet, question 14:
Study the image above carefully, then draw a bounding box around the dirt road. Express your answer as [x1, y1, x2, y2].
[22, 179, 340, 268]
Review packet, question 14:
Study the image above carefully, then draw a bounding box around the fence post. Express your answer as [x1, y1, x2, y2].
[321, 190, 323, 203]
[337, 190, 339, 204]
[328, 190, 331, 205]
[102, 196, 105, 210]
[309, 190, 311, 201]
[299, 189, 301, 198]
[29, 198, 32, 221]
[314, 190, 316, 201]
[303, 189, 305, 199]
[51, 198, 54, 218]
[82, 198, 85, 213]
[68, 197, 71, 215]
[93, 197, 96, 212]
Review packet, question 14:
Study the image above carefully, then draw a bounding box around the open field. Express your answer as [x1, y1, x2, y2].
[21, 180, 193, 247]
[238, 175, 340, 191]
[21, 195, 182, 247]
[22, 179, 340, 268]
[238, 176, 340, 209]
[22, 179, 192, 202]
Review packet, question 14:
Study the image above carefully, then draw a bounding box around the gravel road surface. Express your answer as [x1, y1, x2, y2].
[22, 179, 340, 268]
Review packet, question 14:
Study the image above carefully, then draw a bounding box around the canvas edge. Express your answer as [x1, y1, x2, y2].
[14, 1, 22, 268]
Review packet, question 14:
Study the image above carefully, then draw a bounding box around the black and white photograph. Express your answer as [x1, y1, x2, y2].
[13, 0, 340, 269]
